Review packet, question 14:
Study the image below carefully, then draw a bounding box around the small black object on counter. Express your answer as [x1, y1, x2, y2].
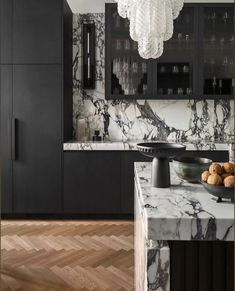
[93, 130, 102, 141]
[137, 143, 186, 188]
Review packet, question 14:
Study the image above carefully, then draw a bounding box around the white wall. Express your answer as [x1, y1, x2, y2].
[67, 0, 233, 13]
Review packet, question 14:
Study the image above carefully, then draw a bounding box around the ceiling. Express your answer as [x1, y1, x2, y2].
[67, 0, 233, 13]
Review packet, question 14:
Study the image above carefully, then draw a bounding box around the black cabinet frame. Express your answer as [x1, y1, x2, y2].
[105, 3, 234, 100]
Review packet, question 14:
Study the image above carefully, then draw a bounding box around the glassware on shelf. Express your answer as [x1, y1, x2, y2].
[143, 84, 148, 95]
[132, 41, 138, 51]
[223, 12, 229, 24]
[124, 39, 131, 51]
[186, 88, 192, 95]
[142, 62, 147, 74]
[172, 65, 179, 74]
[222, 56, 229, 75]
[220, 37, 225, 49]
[112, 57, 145, 95]
[158, 88, 164, 95]
[211, 12, 216, 27]
[210, 35, 216, 48]
[212, 76, 217, 94]
[210, 58, 215, 74]
[182, 65, 189, 73]
[229, 35, 234, 47]
[185, 34, 190, 49]
[115, 39, 122, 51]
[177, 33, 183, 48]
[177, 88, 184, 95]
[167, 88, 173, 95]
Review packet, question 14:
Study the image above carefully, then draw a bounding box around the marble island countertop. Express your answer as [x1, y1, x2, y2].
[63, 140, 232, 151]
[135, 162, 234, 242]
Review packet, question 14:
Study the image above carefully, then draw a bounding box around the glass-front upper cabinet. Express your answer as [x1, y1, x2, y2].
[152, 5, 197, 98]
[105, 4, 151, 99]
[200, 4, 234, 98]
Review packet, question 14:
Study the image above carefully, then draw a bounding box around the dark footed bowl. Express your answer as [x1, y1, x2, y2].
[201, 181, 234, 203]
[173, 157, 212, 183]
[137, 142, 186, 188]
[137, 143, 186, 158]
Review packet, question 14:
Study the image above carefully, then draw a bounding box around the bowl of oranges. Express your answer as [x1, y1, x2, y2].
[200, 162, 234, 203]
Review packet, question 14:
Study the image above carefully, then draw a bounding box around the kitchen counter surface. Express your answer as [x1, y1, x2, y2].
[135, 162, 234, 242]
[63, 140, 231, 151]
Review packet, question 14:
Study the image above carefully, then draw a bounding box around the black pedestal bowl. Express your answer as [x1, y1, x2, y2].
[137, 143, 186, 188]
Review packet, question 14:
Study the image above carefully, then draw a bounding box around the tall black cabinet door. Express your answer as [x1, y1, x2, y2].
[0, 65, 13, 213]
[13, 65, 62, 214]
[0, 0, 13, 64]
[13, 0, 62, 64]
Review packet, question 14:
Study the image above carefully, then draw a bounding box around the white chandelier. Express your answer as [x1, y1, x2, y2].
[115, 0, 184, 59]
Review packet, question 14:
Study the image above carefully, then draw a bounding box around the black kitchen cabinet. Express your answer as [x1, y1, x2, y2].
[198, 4, 234, 98]
[0, 0, 64, 64]
[12, 65, 63, 214]
[105, 3, 234, 100]
[0, 0, 73, 215]
[63, 149, 229, 216]
[105, 4, 152, 99]
[0, 65, 13, 213]
[64, 152, 121, 214]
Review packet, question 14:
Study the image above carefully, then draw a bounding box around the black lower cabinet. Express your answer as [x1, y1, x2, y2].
[64, 152, 121, 214]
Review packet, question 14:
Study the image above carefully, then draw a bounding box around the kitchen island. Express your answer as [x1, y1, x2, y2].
[134, 162, 234, 291]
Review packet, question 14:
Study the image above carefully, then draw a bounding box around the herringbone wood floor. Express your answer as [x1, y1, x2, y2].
[0, 220, 134, 291]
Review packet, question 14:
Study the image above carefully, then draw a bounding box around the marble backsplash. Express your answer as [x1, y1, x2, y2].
[73, 13, 234, 142]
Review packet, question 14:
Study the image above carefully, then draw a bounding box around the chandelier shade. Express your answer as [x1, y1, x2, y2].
[115, 0, 184, 59]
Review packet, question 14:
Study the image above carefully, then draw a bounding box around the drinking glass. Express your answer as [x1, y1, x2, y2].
[211, 12, 216, 26]
[167, 88, 173, 95]
[115, 39, 122, 51]
[172, 65, 179, 74]
[124, 39, 131, 51]
[143, 84, 148, 95]
[142, 62, 147, 74]
[182, 65, 189, 73]
[186, 88, 192, 95]
[223, 12, 229, 24]
[177, 88, 184, 95]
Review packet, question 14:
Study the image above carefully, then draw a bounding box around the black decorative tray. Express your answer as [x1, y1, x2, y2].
[201, 181, 234, 203]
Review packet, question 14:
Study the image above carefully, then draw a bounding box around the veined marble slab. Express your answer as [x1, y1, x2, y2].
[135, 162, 234, 242]
[63, 140, 231, 151]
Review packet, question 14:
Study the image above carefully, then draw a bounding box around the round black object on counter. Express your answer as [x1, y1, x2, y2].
[137, 143, 186, 188]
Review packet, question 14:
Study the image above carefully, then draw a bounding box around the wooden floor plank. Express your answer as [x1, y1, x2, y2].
[1, 220, 134, 291]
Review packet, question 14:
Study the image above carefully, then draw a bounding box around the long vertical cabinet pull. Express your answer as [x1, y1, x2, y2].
[11, 117, 17, 161]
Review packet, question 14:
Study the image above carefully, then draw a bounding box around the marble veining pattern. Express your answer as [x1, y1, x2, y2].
[135, 162, 234, 241]
[73, 13, 234, 143]
[63, 140, 231, 151]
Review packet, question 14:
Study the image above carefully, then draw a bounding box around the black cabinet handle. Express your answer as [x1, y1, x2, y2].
[11, 118, 17, 161]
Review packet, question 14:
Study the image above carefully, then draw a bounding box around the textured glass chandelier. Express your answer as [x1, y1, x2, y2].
[115, 0, 184, 59]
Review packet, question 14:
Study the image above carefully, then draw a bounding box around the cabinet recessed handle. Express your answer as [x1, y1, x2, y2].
[11, 118, 17, 161]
